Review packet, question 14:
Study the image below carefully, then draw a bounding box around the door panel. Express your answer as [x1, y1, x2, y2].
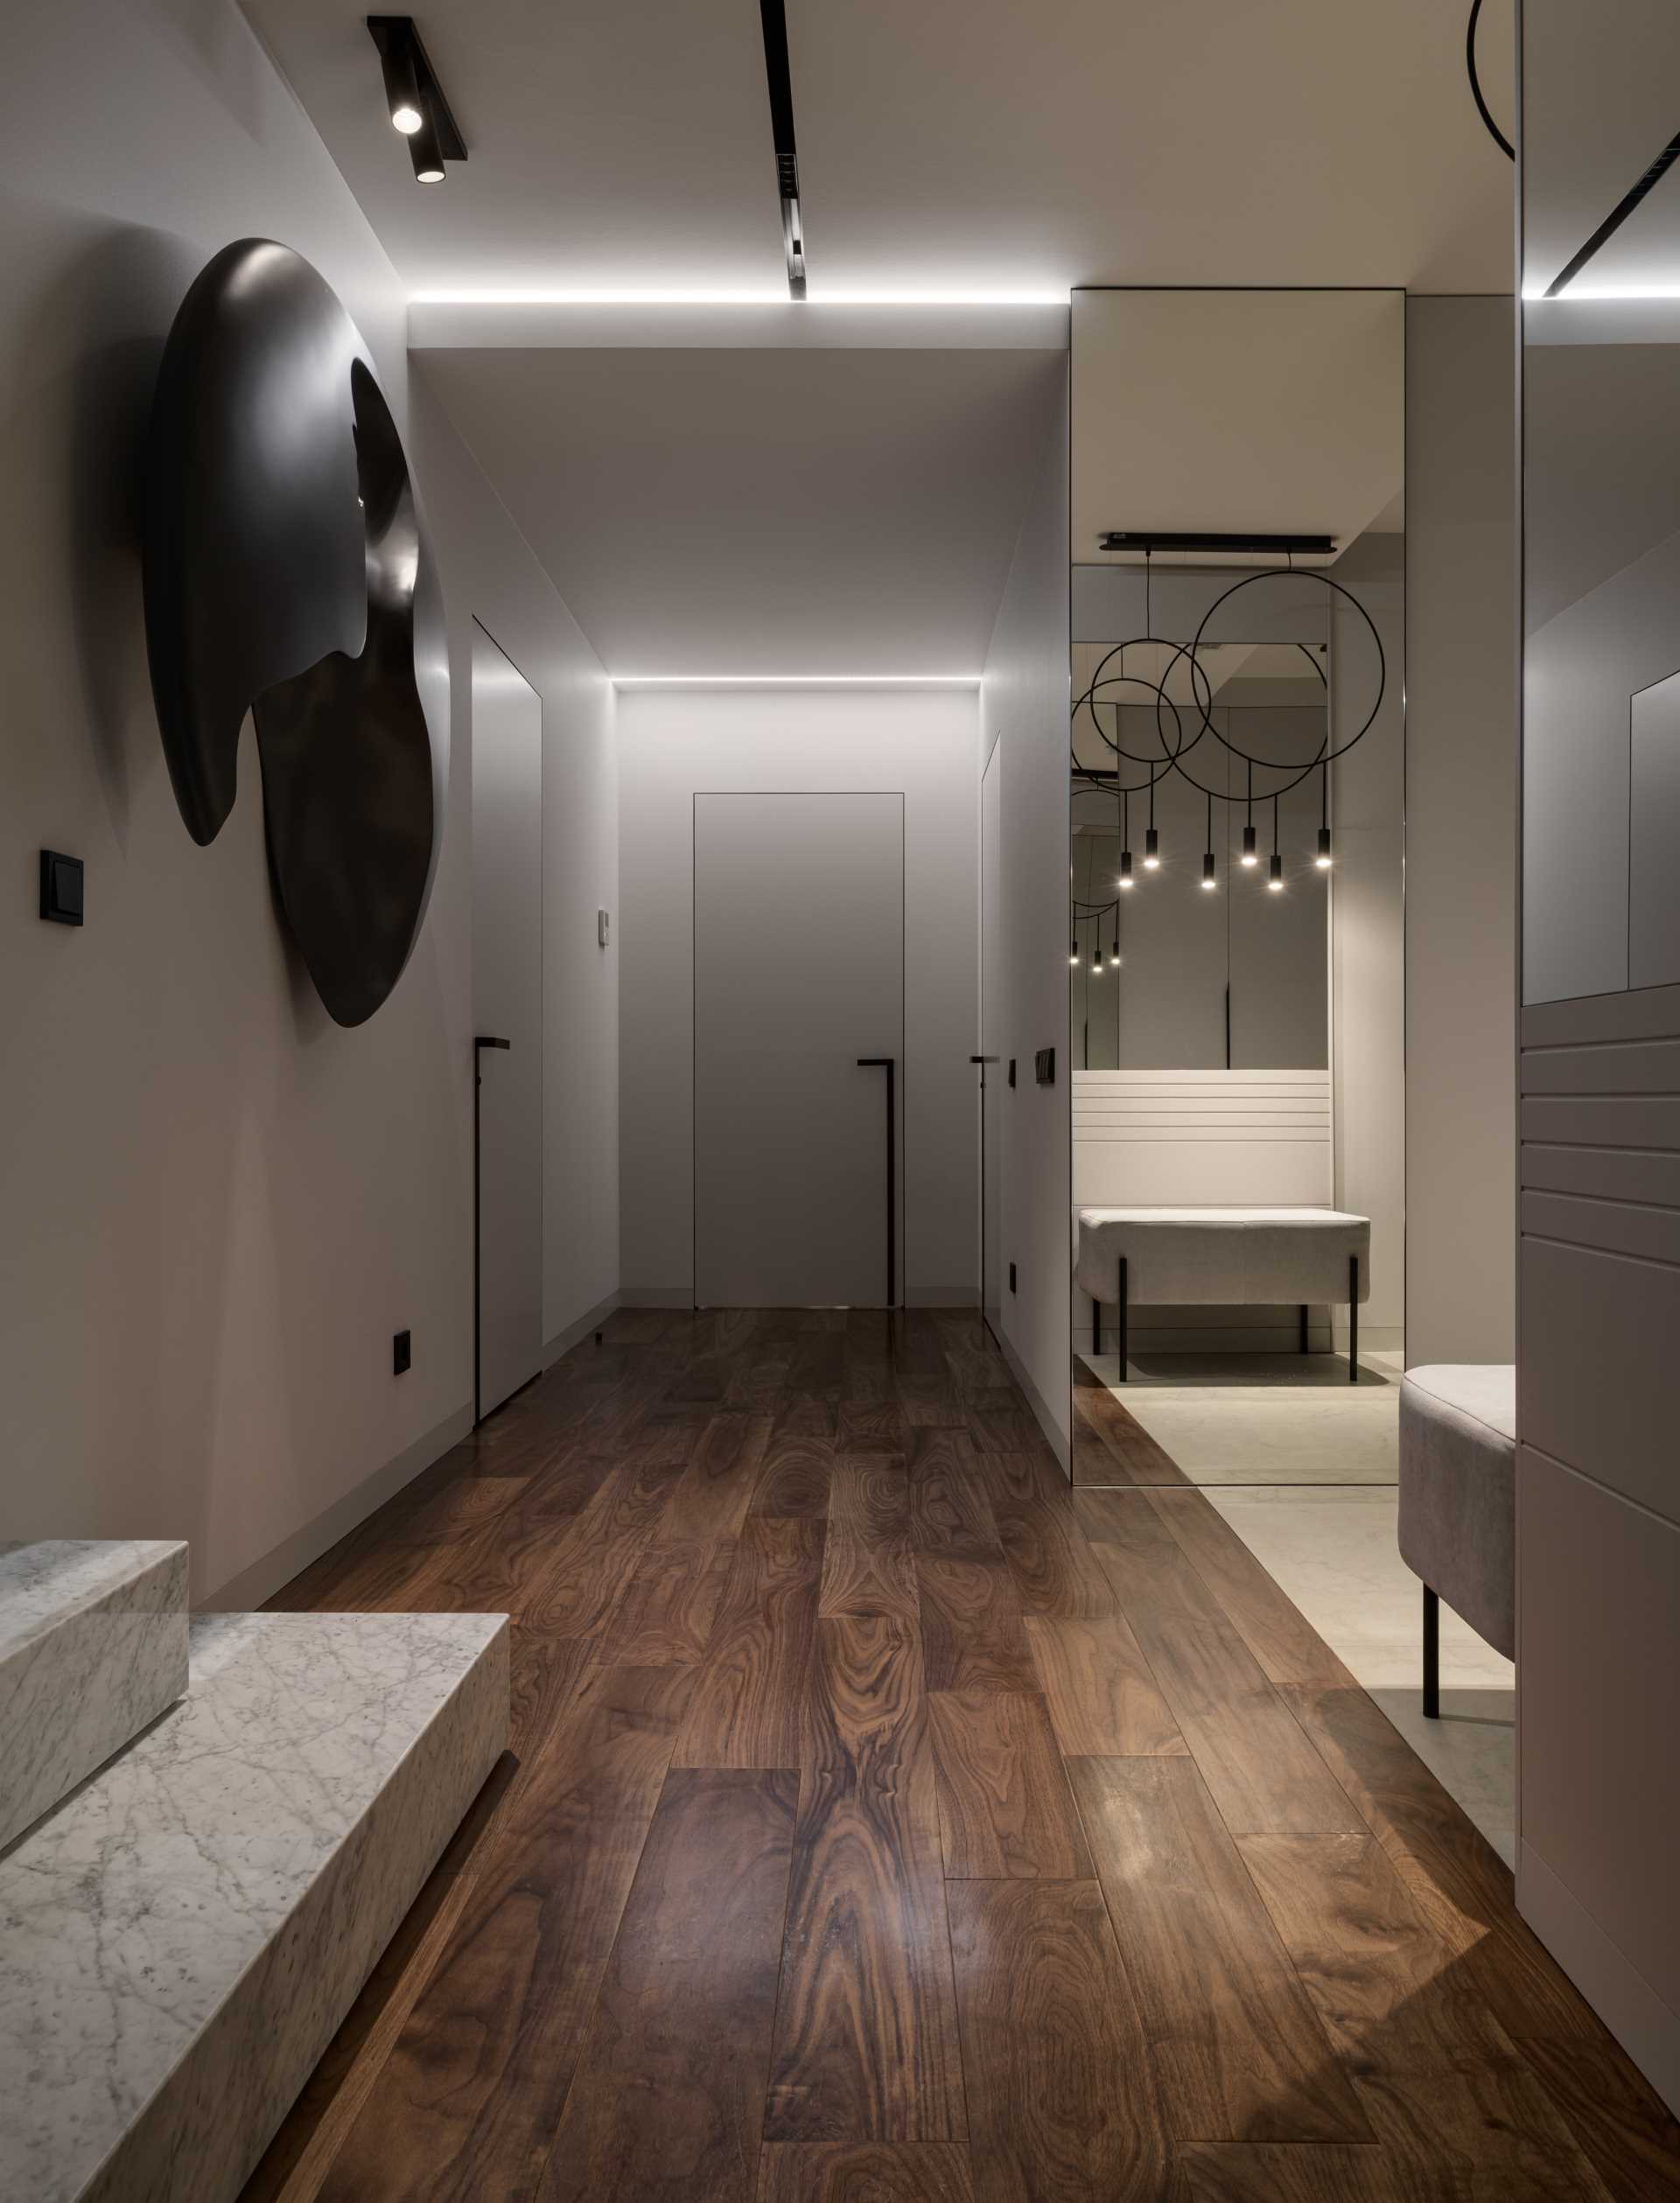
[694, 792, 905, 1307]
[472, 625, 543, 1416]
[981, 739, 1004, 1342]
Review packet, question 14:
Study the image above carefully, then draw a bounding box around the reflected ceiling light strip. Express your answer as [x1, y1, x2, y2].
[1544, 127, 1680, 297]
[757, 0, 807, 299]
[367, 17, 466, 185]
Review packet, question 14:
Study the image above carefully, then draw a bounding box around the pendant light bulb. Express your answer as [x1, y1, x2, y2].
[1201, 850, 1217, 892]
[1268, 850, 1284, 892]
[1316, 826, 1333, 869]
[1090, 944, 1102, 975]
[1069, 934, 1079, 967]
[1241, 823, 1258, 866]
[1118, 850, 1134, 889]
[1109, 935, 1122, 968]
[1144, 826, 1159, 870]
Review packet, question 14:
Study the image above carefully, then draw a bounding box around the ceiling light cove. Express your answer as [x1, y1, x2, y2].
[367, 17, 466, 187]
[612, 675, 983, 689]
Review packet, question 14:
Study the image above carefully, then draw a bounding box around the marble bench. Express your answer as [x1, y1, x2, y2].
[1399, 1363, 1516, 1717]
[1075, 1205, 1372, 1381]
[0, 1608, 508, 2203]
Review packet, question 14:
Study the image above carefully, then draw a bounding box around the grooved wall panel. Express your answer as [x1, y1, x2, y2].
[1073, 1071, 1333, 1206]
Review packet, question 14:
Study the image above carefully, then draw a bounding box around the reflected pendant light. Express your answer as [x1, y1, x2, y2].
[1242, 759, 1257, 864]
[1200, 792, 1216, 890]
[1269, 795, 1284, 891]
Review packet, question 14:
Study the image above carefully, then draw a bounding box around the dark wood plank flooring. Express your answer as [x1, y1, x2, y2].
[244, 1307, 1680, 2203]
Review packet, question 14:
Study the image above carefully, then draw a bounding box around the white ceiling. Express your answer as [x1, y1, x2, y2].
[243, 0, 1516, 672]
[415, 334, 1067, 675]
[246, 0, 1517, 300]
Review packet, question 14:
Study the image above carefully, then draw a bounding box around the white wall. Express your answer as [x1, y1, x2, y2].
[1329, 533, 1406, 1350]
[617, 686, 978, 1303]
[0, 0, 616, 1605]
[980, 389, 1073, 1461]
[1404, 296, 1516, 1367]
[410, 369, 620, 1365]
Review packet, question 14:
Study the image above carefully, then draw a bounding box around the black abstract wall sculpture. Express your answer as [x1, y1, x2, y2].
[144, 239, 446, 1026]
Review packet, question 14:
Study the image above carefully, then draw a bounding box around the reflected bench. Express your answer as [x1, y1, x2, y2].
[1074, 1206, 1372, 1382]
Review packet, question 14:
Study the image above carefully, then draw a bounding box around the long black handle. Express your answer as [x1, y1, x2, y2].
[857, 1056, 897, 1309]
[970, 1058, 998, 1322]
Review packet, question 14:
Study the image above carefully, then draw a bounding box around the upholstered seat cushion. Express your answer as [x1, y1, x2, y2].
[1074, 1206, 1371, 1306]
[1398, 1364, 1516, 1661]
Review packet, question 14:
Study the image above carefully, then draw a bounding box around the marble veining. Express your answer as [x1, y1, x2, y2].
[0, 1541, 188, 1853]
[0, 1608, 508, 2203]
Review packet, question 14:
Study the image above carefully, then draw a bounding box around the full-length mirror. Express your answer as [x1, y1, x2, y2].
[1065, 290, 1417, 1743]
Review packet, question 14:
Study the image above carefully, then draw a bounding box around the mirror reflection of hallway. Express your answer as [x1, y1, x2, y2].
[692, 791, 905, 1308]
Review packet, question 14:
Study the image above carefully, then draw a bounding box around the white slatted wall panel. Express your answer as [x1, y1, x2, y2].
[1072, 1069, 1334, 1206]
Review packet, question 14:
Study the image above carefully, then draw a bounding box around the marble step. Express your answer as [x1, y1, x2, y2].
[0, 1540, 189, 1852]
[0, 1608, 509, 2203]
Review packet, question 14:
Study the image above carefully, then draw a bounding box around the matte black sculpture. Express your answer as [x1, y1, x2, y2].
[144, 240, 445, 1026]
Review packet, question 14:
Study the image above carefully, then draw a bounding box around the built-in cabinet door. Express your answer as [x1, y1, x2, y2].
[694, 791, 905, 1308]
[472, 623, 543, 1417]
[981, 738, 1004, 1342]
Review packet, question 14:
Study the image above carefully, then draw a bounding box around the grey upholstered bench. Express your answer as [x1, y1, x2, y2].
[1074, 1206, 1372, 1382]
[1398, 1364, 1516, 1717]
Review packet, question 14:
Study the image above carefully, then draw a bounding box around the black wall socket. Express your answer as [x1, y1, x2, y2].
[393, 1329, 411, 1375]
[1009, 1262, 1017, 1294]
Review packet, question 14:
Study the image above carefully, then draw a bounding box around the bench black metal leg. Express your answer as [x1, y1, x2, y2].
[1299, 1302, 1308, 1356]
[1349, 1253, 1359, 1383]
[1092, 1294, 1101, 1359]
[1117, 1255, 1128, 1383]
[1423, 1584, 1439, 1718]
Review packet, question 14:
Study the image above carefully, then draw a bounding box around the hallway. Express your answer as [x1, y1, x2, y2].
[250, 1310, 1676, 2202]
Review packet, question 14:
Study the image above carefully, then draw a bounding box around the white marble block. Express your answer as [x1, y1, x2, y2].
[0, 1539, 189, 1853]
[0, 1608, 509, 2203]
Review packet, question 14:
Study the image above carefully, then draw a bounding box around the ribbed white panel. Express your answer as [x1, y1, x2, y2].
[1073, 1069, 1333, 1205]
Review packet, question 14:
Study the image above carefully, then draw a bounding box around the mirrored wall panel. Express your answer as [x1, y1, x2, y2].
[1067, 289, 1405, 1487]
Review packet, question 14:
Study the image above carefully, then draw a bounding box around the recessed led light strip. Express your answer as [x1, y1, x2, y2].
[612, 675, 983, 689]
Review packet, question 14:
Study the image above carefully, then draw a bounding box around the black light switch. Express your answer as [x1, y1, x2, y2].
[393, 1329, 411, 1375]
[39, 850, 83, 927]
[1007, 1058, 1017, 1088]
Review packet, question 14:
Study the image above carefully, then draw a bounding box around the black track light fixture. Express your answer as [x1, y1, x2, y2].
[757, 0, 807, 297]
[368, 18, 466, 185]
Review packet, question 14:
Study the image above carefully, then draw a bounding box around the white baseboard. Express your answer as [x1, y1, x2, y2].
[542, 1288, 623, 1366]
[197, 1401, 475, 1614]
[995, 1328, 1072, 1476]
[1517, 1839, 1680, 2116]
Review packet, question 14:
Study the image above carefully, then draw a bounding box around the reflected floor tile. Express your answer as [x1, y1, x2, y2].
[1108, 1387, 1399, 1486]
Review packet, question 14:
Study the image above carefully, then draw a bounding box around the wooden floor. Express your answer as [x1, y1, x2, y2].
[244, 1308, 1680, 2203]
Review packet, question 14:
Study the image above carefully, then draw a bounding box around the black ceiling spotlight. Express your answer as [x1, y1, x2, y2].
[758, 0, 807, 297]
[368, 18, 466, 185]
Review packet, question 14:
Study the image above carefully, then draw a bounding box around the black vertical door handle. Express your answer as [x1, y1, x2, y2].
[857, 1056, 897, 1309]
